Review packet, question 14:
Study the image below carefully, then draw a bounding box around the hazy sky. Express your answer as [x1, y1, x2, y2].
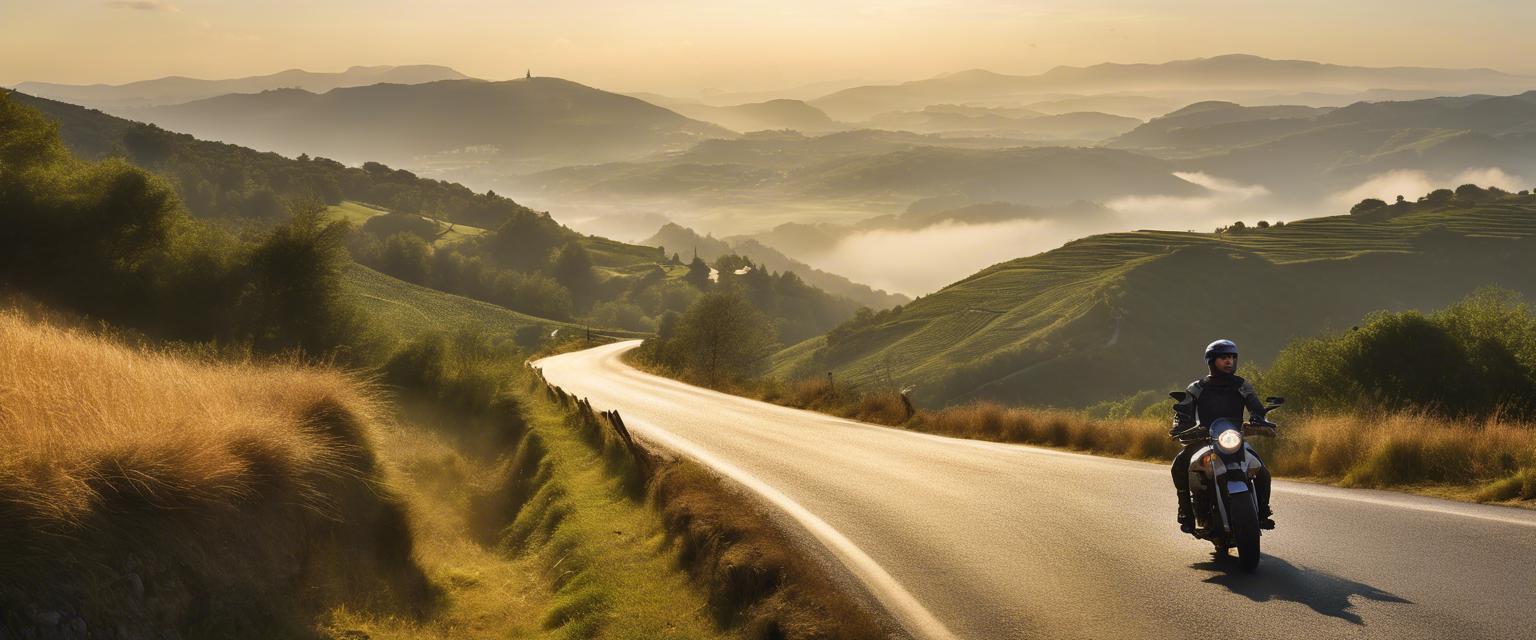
[4, 1, 1534, 94]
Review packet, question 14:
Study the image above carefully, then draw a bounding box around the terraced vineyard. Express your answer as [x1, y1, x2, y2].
[772, 200, 1536, 408]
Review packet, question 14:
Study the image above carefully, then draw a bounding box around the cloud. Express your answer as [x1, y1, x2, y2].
[1327, 170, 1435, 208]
[1106, 171, 1272, 230]
[802, 218, 1069, 296]
[1452, 167, 1525, 192]
[1329, 167, 1527, 208]
[104, 1, 179, 12]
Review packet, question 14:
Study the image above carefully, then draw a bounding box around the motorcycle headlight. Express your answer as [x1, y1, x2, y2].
[1216, 429, 1243, 454]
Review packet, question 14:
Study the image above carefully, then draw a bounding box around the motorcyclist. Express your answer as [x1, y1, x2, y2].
[1171, 339, 1275, 533]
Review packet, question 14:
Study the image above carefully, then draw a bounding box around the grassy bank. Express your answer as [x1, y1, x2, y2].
[326, 374, 738, 639]
[528, 369, 896, 640]
[0, 311, 430, 638]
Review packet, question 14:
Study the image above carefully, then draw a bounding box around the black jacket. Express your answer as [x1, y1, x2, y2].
[1170, 374, 1267, 435]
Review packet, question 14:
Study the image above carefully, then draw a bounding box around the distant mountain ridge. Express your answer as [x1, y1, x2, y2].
[12, 64, 470, 109]
[1107, 91, 1536, 200]
[811, 54, 1535, 120]
[126, 77, 733, 171]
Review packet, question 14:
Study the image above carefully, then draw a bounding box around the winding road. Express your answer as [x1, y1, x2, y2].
[536, 341, 1536, 640]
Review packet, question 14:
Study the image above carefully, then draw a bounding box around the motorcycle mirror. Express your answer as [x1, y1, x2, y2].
[1265, 396, 1285, 405]
[1169, 391, 1187, 402]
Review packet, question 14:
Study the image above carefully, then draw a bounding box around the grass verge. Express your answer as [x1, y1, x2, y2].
[326, 366, 739, 640]
[529, 368, 898, 640]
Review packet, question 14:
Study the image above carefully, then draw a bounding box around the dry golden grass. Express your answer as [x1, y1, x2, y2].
[0, 310, 429, 636]
[650, 462, 894, 640]
[911, 403, 1536, 503]
[0, 314, 366, 532]
[762, 374, 1536, 505]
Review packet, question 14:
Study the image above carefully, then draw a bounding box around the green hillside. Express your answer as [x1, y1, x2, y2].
[772, 198, 1536, 408]
[9, 89, 840, 336]
[343, 263, 645, 343]
[325, 200, 487, 246]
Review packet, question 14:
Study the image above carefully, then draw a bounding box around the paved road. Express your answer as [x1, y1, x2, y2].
[536, 341, 1536, 640]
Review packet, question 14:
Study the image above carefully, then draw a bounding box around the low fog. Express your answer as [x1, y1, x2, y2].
[793, 173, 1281, 297]
[577, 165, 1526, 299]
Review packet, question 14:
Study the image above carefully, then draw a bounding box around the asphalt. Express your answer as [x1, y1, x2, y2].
[536, 341, 1536, 640]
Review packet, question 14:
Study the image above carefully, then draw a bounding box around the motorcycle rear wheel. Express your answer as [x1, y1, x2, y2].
[1227, 494, 1262, 571]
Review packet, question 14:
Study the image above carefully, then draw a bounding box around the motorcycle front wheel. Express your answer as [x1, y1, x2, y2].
[1227, 493, 1262, 571]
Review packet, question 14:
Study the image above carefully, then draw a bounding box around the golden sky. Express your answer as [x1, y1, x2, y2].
[4, 0, 1533, 94]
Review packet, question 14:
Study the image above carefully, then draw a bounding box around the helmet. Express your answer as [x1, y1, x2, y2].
[1204, 339, 1238, 362]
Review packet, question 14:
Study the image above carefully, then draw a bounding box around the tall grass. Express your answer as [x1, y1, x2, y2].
[913, 403, 1536, 502]
[0, 311, 429, 636]
[762, 374, 1536, 503]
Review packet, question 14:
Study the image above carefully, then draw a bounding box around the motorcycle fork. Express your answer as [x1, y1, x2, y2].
[1213, 452, 1250, 534]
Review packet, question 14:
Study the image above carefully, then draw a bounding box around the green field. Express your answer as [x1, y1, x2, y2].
[325, 200, 489, 246]
[772, 201, 1536, 408]
[344, 263, 648, 346]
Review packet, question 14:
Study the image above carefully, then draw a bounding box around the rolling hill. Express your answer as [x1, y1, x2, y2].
[1143, 92, 1536, 200]
[1106, 101, 1334, 152]
[867, 107, 1140, 140]
[661, 98, 845, 133]
[12, 64, 469, 110]
[810, 54, 1534, 121]
[518, 141, 1206, 207]
[771, 198, 1536, 408]
[126, 77, 732, 170]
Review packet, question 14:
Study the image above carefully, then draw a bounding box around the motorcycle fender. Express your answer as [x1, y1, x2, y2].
[1245, 448, 1263, 471]
[1188, 445, 1217, 488]
[1226, 480, 1250, 494]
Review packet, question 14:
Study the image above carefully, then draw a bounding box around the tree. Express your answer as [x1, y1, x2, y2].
[1423, 188, 1455, 206]
[1454, 183, 1488, 202]
[673, 291, 777, 385]
[684, 256, 712, 290]
[1350, 198, 1387, 216]
[378, 232, 431, 283]
[239, 204, 357, 352]
[550, 241, 596, 304]
[485, 210, 566, 270]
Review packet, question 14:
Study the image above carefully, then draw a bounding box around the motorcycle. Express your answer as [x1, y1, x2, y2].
[1168, 392, 1284, 571]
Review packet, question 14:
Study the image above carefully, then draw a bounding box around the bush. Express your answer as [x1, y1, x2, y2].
[1265, 288, 1536, 419]
[1350, 198, 1388, 216]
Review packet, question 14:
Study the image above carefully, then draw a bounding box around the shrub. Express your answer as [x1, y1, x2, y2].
[1264, 288, 1536, 419]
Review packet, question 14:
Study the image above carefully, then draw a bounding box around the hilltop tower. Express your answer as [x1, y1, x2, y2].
[526, 69, 531, 79]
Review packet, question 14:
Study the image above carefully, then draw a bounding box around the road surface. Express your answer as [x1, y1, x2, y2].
[536, 341, 1536, 640]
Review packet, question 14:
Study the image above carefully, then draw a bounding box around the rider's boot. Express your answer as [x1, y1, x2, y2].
[1256, 472, 1275, 529]
[1177, 491, 1195, 533]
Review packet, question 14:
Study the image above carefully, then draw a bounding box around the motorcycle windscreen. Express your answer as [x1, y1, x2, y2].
[1226, 479, 1250, 494]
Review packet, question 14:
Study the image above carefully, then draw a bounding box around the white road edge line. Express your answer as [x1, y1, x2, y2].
[621, 413, 960, 640]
